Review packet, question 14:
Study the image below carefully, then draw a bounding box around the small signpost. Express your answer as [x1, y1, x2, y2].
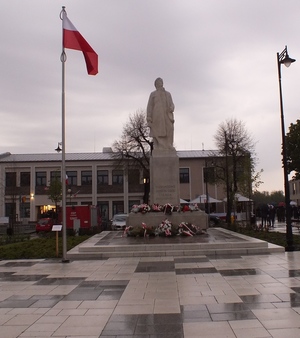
[52, 225, 62, 257]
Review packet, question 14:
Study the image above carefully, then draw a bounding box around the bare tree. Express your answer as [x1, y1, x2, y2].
[112, 109, 152, 202]
[213, 118, 259, 223]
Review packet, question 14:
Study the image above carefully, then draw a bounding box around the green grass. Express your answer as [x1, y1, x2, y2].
[1, 225, 299, 260]
[0, 234, 91, 259]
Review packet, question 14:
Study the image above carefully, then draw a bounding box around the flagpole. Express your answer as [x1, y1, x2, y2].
[60, 6, 69, 263]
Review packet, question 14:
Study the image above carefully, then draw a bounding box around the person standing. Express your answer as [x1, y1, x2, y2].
[269, 204, 276, 228]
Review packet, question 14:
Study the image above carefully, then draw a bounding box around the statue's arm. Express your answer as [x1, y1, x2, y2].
[168, 93, 175, 122]
[168, 92, 175, 113]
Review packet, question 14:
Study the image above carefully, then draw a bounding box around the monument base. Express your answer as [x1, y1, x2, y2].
[150, 149, 180, 205]
[127, 211, 208, 230]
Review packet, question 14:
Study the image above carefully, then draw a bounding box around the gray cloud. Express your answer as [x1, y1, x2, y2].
[1, 0, 300, 192]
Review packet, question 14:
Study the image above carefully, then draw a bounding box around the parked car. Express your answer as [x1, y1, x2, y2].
[36, 218, 54, 233]
[111, 214, 128, 231]
[208, 214, 221, 227]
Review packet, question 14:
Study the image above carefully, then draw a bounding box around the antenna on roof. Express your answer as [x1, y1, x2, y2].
[202, 143, 204, 151]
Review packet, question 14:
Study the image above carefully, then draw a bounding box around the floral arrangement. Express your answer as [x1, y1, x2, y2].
[130, 202, 199, 214]
[123, 225, 151, 237]
[141, 222, 156, 237]
[123, 219, 206, 238]
[155, 219, 173, 237]
[151, 204, 163, 212]
[163, 203, 173, 215]
[178, 222, 200, 236]
[188, 204, 200, 211]
[125, 202, 204, 238]
[131, 204, 151, 214]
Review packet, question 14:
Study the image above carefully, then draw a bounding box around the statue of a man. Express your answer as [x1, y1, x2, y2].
[147, 78, 175, 151]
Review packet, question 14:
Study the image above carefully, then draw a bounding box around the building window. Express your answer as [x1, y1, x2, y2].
[203, 167, 215, 183]
[112, 170, 123, 185]
[129, 200, 140, 213]
[5, 203, 16, 218]
[36, 172, 46, 186]
[128, 169, 140, 185]
[20, 203, 30, 218]
[81, 170, 92, 185]
[6, 172, 16, 187]
[20, 172, 30, 187]
[97, 170, 108, 185]
[50, 171, 61, 183]
[66, 171, 77, 186]
[179, 168, 189, 183]
[113, 201, 124, 215]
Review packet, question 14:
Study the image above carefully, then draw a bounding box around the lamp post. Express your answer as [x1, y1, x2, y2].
[277, 45, 296, 251]
[224, 132, 231, 224]
[55, 141, 68, 262]
[203, 160, 210, 215]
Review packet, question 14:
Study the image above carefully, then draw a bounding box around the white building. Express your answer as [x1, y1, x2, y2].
[0, 149, 226, 225]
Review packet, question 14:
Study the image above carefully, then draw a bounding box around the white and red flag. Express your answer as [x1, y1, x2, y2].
[62, 11, 98, 75]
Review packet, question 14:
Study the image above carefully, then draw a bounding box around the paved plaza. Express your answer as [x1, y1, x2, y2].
[0, 225, 300, 337]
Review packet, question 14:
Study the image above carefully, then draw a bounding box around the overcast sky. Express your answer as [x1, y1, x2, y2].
[1, 1, 300, 193]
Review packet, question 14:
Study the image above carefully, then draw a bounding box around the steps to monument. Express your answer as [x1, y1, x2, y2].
[67, 228, 284, 260]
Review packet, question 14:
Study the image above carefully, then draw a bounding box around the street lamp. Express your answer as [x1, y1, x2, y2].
[54, 141, 68, 262]
[277, 45, 296, 251]
[55, 142, 62, 153]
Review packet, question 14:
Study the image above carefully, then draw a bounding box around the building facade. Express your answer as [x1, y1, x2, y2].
[0, 149, 226, 225]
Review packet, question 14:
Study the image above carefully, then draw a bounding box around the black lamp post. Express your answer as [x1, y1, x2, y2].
[277, 45, 296, 251]
[224, 132, 231, 224]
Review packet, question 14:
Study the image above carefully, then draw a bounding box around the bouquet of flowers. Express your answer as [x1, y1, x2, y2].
[163, 203, 174, 215]
[131, 205, 140, 213]
[141, 222, 156, 237]
[139, 204, 151, 213]
[182, 204, 190, 212]
[178, 222, 197, 236]
[130, 204, 151, 214]
[150, 203, 163, 212]
[155, 219, 173, 237]
[188, 204, 199, 211]
[123, 226, 133, 237]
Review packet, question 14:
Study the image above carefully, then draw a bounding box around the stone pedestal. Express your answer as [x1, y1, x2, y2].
[127, 211, 208, 230]
[150, 149, 180, 205]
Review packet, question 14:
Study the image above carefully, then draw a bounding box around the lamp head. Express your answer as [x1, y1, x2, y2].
[282, 55, 296, 68]
[279, 46, 296, 67]
[55, 143, 62, 153]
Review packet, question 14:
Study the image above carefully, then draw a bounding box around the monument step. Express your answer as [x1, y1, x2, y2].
[67, 244, 283, 260]
[78, 241, 268, 253]
[67, 229, 284, 260]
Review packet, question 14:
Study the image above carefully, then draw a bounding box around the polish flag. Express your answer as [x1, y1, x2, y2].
[62, 12, 98, 75]
[66, 174, 69, 185]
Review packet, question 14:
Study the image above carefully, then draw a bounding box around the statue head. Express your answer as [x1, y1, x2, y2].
[154, 78, 163, 89]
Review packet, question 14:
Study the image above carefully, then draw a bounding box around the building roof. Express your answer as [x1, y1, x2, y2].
[0, 149, 222, 163]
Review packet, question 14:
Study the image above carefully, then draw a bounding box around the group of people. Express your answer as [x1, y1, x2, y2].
[260, 204, 276, 229]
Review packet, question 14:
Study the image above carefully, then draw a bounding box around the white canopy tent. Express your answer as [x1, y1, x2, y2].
[223, 193, 252, 202]
[190, 194, 222, 204]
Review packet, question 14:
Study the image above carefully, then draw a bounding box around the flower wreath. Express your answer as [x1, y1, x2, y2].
[155, 219, 173, 237]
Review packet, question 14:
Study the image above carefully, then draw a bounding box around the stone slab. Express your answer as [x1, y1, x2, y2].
[126, 211, 208, 229]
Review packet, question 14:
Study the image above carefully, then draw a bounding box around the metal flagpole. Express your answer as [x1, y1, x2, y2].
[60, 6, 69, 263]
